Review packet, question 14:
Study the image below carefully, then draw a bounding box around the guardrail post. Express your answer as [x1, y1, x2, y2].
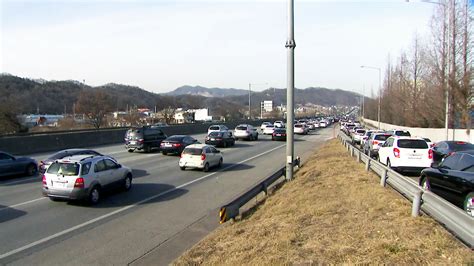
[411, 190, 422, 217]
[380, 169, 388, 187]
[356, 150, 361, 162]
[350, 147, 354, 157]
[365, 158, 371, 171]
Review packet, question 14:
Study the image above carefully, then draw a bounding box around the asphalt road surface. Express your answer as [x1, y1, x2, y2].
[0, 127, 335, 265]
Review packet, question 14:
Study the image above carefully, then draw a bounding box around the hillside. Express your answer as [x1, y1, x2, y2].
[0, 75, 362, 115]
[174, 139, 473, 264]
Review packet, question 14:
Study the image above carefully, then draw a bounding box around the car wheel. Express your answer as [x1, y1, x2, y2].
[255, 134, 259, 140]
[180, 166, 186, 171]
[144, 145, 151, 153]
[232, 140, 235, 146]
[128, 149, 134, 153]
[464, 192, 474, 217]
[223, 141, 227, 148]
[88, 186, 101, 205]
[162, 151, 168, 155]
[420, 177, 430, 191]
[25, 163, 37, 176]
[203, 163, 210, 172]
[218, 158, 223, 168]
[123, 174, 132, 191]
[387, 159, 392, 168]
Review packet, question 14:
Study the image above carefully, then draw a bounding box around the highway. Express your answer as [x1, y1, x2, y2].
[0, 127, 335, 265]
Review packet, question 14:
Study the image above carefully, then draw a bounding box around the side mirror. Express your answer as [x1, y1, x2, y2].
[117, 164, 122, 168]
[216, 150, 221, 153]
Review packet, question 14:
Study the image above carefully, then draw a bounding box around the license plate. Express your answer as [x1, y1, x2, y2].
[211, 138, 215, 141]
[276, 134, 281, 136]
[164, 143, 172, 147]
[130, 141, 136, 145]
[54, 181, 67, 187]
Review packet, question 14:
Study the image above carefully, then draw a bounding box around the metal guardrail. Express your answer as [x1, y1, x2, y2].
[219, 158, 300, 224]
[338, 132, 473, 248]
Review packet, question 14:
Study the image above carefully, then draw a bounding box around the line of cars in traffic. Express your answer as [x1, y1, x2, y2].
[2, 121, 320, 206]
[341, 121, 473, 217]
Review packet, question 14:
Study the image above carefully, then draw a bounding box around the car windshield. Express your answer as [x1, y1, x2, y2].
[209, 132, 222, 137]
[295, 124, 303, 128]
[182, 148, 202, 155]
[397, 139, 428, 149]
[46, 162, 80, 176]
[209, 126, 220, 130]
[374, 134, 390, 141]
[236, 126, 247, 130]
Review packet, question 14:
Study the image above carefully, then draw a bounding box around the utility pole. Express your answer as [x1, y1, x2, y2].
[285, 0, 296, 181]
[248, 83, 251, 119]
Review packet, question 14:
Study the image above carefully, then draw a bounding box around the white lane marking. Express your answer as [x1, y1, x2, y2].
[0, 198, 45, 212]
[0, 143, 286, 260]
[0, 176, 40, 186]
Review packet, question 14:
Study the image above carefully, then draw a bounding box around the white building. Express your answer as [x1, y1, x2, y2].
[192, 108, 212, 122]
[261, 101, 273, 112]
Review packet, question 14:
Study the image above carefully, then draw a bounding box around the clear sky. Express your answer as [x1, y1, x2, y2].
[0, 0, 449, 95]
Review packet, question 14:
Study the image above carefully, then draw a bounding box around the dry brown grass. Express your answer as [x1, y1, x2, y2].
[174, 139, 473, 265]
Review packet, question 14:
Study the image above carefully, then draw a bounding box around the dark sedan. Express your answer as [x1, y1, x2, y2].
[432, 141, 474, 163]
[39, 149, 103, 173]
[160, 135, 198, 155]
[205, 131, 235, 148]
[272, 128, 287, 141]
[0, 151, 38, 177]
[419, 150, 473, 217]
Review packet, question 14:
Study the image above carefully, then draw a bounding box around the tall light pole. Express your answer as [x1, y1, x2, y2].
[285, 0, 295, 181]
[361, 65, 382, 129]
[408, 0, 450, 139]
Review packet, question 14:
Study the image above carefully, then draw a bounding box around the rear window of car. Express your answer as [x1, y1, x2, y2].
[356, 129, 366, 134]
[395, 131, 411, 137]
[397, 139, 428, 149]
[274, 129, 285, 133]
[209, 132, 222, 137]
[374, 134, 390, 141]
[209, 126, 220, 130]
[236, 126, 248, 130]
[182, 148, 203, 155]
[47, 162, 80, 176]
[295, 124, 303, 128]
[266, 125, 274, 128]
[167, 136, 184, 141]
[450, 142, 474, 150]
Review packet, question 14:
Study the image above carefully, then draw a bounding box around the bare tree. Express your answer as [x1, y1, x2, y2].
[75, 90, 113, 129]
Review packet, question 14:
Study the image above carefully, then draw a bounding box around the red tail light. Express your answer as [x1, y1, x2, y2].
[428, 149, 433, 159]
[74, 177, 85, 188]
[138, 139, 144, 144]
[42, 175, 47, 186]
[201, 154, 206, 161]
[393, 148, 400, 158]
[173, 143, 182, 147]
[372, 140, 379, 145]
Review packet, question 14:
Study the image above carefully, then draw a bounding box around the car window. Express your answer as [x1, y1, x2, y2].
[104, 159, 118, 170]
[209, 132, 222, 137]
[81, 162, 92, 175]
[450, 142, 474, 151]
[183, 148, 202, 155]
[385, 138, 394, 147]
[458, 154, 474, 171]
[395, 131, 411, 137]
[374, 134, 390, 141]
[438, 142, 448, 150]
[0, 153, 13, 160]
[47, 162, 79, 176]
[209, 146, 218, 153]
[204, 147, 212, 153]
[464, 165, 474, 172]
[397, 139, 428, 149]
[209, 126, 220, 131]
[440, 153, 462, 170]
[236, 126, 247, 130]
[94, 160, 107, 172]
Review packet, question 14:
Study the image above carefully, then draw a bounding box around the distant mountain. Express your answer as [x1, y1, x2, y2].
[0, 74, 362, 116]
[227, 87, 361, 108]
[166, 85, 248, 97]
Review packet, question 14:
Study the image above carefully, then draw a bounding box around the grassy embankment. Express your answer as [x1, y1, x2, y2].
[174, 139, 473, 264]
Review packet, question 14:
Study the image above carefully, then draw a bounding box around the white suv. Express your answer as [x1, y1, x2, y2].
[207, 125, 229, 135]
[42, 155, 132, 204]
[234, 124, 258, 140]
[378, 136, 432, 173]
[179, 144, 223, 172]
